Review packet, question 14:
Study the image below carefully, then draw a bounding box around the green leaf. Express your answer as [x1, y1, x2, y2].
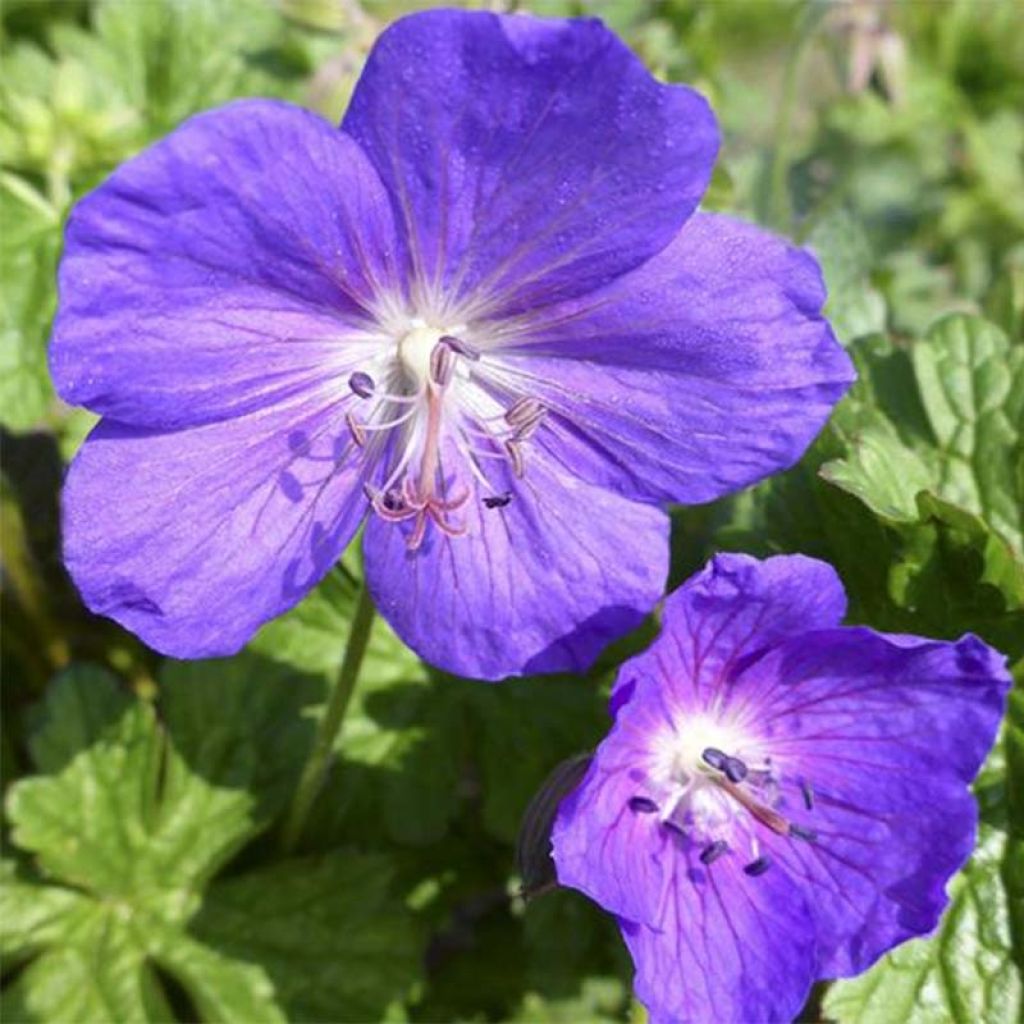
[9, 667, 257, 918]
[144, 926, 284, 1024]
[0, 859, 94, 960]
[0, 34, 139, 189]
[822, 824, 1022, 1024]
[74, 0, 307, 140]
[1, 924, 174, 1024]
[158, 651, 322, 827]
[3, 666, 423, 1023]
[877, 250, 967, 339]
[820, 412, 934, 521]
[718, 464, 1022, 658]
[192, 853, 422, 1022]
[912, 316, 1024, 552]
[1, 1, 319, 199]
[469, 678, 607, 845]
[984, 244, 1024, 339]
[0, 173, 60, 431]
[806, 208, 887, 344]
[1, 863, 176, 1024]
[822, 314, 1024, 557]
[509, 979, 630, 1024]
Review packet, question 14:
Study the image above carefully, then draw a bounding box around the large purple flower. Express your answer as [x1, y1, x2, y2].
[50, 10, 853, 679]
[552, 554, 1010, 1023]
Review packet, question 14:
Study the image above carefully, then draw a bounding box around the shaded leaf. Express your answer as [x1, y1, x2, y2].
[192, 853, 423, 1023]
[249, 565, 464, 845]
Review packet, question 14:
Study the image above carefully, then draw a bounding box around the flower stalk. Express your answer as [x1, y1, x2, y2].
[280, 579, 376, 852]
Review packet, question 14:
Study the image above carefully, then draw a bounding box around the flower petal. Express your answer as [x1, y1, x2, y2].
[619, 855, 817, 1024]
[611, 552, 847, 712]
[362, 448, 668, 680]
[483, 212, 854, 505]
[342, 9, 717, 318]
[552, 705, 679, 927]
[51, 99, 401, 429]
[62, 387, 370, 657]
[733, 628, 1010, 976]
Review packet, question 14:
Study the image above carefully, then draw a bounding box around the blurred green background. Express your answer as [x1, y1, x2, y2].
[2, 2, 1022, 1022]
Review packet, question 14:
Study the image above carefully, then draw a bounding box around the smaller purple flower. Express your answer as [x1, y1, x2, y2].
[551, 554, 1010, 1024]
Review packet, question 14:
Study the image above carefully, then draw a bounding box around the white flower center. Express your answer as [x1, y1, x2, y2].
[395, 318, 470, 386]
[340, 305, 546, 551]
[648, 714, 765, 836]
[397, 320, 444, 384]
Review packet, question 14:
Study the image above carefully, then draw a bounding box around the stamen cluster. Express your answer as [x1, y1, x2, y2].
[343, 326, 547, 551]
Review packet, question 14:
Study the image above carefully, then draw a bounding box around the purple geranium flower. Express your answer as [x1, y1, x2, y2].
[50, 10, 853, 679]
[552, 553, 1010, 1023]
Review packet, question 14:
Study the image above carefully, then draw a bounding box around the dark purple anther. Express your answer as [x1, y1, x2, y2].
[439, 334, 481, 361]
[483, 492, 512, 509]
[376, 488, 404, 512]
[505, 398, 547, 441]
[790, 824, 818, 843]
[505, 439, 525, 478]
[662, 817, 686, 836]
[724, 757, 748, 784]
[348, 371, 375, 399]
[743, 856, 772, 877]
[430, 341, 456, 387]
[628, 795, 658, 814]
[801, 780, 814, 811]
[505, 397, 544, 428]
[701, 747, 727, 771]
[699, 840, 728, 865]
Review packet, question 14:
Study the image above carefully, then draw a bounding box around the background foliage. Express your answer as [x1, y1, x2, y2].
[2, 1, 1022, 1021]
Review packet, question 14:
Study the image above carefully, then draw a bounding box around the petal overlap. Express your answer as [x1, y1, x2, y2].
[611, 552, 848, 710]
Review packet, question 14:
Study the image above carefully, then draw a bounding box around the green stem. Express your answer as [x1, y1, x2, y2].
[768, 6, 823, 231]
[0, 489, 70, 683]
[280, 579, 376, 852]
